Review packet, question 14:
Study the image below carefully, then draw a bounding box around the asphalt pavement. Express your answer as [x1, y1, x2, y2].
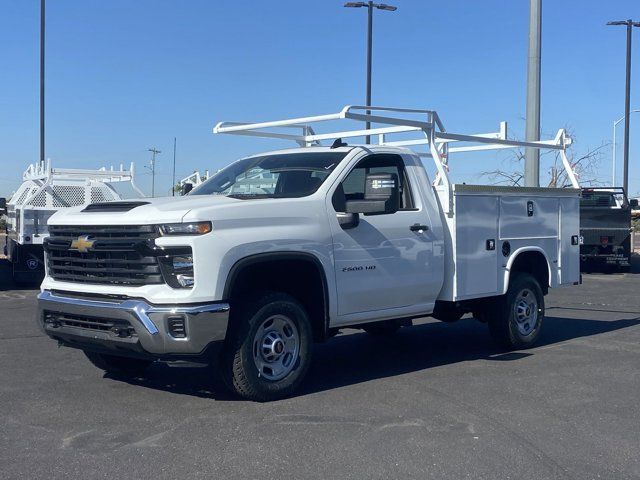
[1, 266, 640, 479]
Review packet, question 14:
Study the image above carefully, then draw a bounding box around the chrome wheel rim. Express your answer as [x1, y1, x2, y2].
[513, 288, 539, 336]
[253, 314, 300, 381]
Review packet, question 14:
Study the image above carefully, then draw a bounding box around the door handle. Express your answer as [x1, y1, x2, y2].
[410, 224, 429, 233]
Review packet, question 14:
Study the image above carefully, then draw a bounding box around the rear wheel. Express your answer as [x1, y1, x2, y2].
[220, 292, 313, 401]
[83, 351, 152, 376]
[487, 273, 544, 349]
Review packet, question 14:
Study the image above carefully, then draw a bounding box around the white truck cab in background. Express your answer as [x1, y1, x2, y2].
[36, 106, 581, 401]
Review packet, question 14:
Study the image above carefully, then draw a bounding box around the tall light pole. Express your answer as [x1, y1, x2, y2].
[344, 2, 397, 144]
[147, 148, 161, 197]
[524, 0, 542, 187]
[607, 19, 640, 195]
[40, 0, 45, 168]
[172, 137, 177, 197]
[613, 109, 640, 186]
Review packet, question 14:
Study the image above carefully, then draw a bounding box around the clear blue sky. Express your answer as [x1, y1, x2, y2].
[1, 0, 639, 197]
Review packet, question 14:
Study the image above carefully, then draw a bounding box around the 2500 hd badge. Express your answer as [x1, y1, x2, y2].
[342, 265, 376, 272]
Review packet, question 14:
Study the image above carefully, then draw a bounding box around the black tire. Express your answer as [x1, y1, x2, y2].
[362, 320, 402, 336]
[617, 264, 630, 273]
[487, 273, 545, 349]
[220, 292, 313, 401]
[83, 351, 152, 376]
[432, 302, 464, 323]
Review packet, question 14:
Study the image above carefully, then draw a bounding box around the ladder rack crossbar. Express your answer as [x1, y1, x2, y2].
[212, 104, 578, 199]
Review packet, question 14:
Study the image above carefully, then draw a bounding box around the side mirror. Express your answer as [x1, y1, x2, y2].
[180, 183, 193, 196]
[345, 173, 399, 215]
[0, 197, 6, 215]
[630, 198, 638, 209]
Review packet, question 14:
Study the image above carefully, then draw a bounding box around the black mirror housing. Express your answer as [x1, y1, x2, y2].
[336, 212, 359, 229]
[345, 173, 399, 215]
[630, 198, 638, 209]
[180, 183, 193, 196]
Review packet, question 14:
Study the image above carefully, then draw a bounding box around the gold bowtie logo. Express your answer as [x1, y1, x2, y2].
[69, 235, 95, 253]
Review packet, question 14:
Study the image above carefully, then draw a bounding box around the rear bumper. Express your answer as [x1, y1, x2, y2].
[580, 252, 630, 266]
[36, 290, 230, 359]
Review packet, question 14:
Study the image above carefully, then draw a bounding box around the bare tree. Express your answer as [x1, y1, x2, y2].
[481, 128, 609, 188]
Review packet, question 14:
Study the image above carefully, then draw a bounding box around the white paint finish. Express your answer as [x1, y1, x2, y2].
[43, 142, 581, 327]
[324, 151, 444, 323]
[499, 196, 558, 240]
[558, 197, 581, 284]
[454, 195, 499, 297]
[437, 186, 580, 302]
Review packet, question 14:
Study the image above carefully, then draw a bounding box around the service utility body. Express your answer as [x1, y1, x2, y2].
[36, 106, 581, 401]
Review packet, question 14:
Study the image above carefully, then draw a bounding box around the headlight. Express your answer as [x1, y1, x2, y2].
[160, 221, 212, 236]
[158, 253, 195, 288]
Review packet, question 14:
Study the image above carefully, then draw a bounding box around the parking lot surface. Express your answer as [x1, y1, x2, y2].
[1, 269, 640, 479]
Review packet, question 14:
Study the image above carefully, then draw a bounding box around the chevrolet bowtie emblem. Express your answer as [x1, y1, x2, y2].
[69, 235, 95, 253]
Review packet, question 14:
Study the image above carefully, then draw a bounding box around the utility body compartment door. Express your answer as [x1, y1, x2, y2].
[454, 195, 499, 297]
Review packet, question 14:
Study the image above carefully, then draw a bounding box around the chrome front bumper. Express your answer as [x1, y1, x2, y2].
[36, 290, 230, 358]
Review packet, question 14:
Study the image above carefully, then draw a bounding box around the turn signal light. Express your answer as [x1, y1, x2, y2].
[160, 222, 212, 236]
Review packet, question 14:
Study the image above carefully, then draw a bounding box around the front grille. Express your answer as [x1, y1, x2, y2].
[46, 225, 164, 286]
[43, 310, 136, 338]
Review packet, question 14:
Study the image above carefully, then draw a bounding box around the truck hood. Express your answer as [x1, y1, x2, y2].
[48, 195, 242, 225]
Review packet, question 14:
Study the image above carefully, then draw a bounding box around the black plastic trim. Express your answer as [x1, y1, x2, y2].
[223, 252, 331, 339]
[82, 201, 150, 212]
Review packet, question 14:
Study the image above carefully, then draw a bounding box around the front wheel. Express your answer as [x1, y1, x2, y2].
[220, 292, 313, 401]
[487, 273, 545, 349]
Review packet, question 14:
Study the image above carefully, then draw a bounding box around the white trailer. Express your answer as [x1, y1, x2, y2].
[1, 160, 144, 283]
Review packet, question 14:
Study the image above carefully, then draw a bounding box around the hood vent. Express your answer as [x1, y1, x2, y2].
[82, 201, 150, 212]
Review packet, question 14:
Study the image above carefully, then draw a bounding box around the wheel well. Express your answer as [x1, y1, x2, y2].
[510, 250, 549, 294]
[224, 254, 329, 341]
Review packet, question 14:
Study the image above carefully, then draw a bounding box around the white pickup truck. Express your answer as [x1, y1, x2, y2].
[36, 106, 581, 401]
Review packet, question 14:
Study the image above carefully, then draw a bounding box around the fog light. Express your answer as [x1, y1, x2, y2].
[176, 274, 194, 288]
[158, 253, 195, 288]
[172, 255, 193, 272]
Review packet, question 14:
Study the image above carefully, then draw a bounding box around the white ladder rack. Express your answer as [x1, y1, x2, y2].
[213, 105, 579, 208]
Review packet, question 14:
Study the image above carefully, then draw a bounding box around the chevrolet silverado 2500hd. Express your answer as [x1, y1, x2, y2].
[36, 106, 581, 401]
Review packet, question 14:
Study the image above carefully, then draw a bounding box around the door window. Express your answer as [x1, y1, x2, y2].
[332, 154, 415, 212]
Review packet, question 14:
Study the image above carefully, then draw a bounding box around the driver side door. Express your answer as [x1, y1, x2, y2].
[327, 153, 440, 323]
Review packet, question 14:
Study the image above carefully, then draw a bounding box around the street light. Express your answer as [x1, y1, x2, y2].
[612, 109, 640, 186]
[146, 148, 161, 197]
[607, 19, 640, 194]
[40, 0, 45, 168]
[344, 1, 397, 144]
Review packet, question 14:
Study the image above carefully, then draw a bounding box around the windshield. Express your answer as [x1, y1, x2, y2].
[191, 151, 349, 199]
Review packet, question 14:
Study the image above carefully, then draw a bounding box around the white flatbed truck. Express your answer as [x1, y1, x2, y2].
[36, 106, 581, 401]
[1, 161, 144, 284]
